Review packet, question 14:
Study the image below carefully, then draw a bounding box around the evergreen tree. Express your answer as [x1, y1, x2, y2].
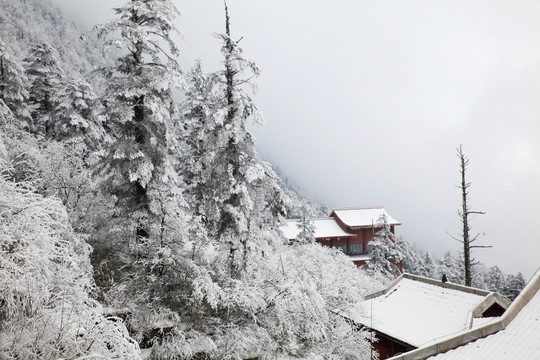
[397, 237, 420, 274]
[365, 214, 402, 277]
[45, 77, 107, 146]
[295, 214, 316, 244]
[420, 251, 436, 278]
[180, 60, 221, 209]
[89, 0, 195, 337]
[92, 0, 184, 242]
[486, 265, 505, 292]
[24, 42, 65, 136]
[503, 273, 527, 300]
[190, 3, 285, 277]
[436, 252, 464, 284]
[0, 41, 30, 122]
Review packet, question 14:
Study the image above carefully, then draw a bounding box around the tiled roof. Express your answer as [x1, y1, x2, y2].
[281, 217, 355, 240]
[388, 268, 540, 360]
[332, 206, 401, 228]
[422, 269, 540, 360]
[344, 274, 509, 348]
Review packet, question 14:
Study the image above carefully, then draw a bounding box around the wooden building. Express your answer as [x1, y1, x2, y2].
[282, 206, 401, 267]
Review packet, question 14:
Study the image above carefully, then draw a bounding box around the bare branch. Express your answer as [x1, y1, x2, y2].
[147, 40, 179, 66]
[470, 232, 485, 242]
[445, 229, 463, 243]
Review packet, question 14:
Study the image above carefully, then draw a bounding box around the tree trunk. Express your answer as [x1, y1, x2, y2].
[456, 145, 488, 286]
[0, 55, 4, 100]
[459, 146, 472, 286]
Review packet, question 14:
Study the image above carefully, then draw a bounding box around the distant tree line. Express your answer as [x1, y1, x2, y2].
[399, 239, 526, 300]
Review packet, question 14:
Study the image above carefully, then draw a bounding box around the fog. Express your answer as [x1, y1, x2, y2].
[51, 0, 540, 279]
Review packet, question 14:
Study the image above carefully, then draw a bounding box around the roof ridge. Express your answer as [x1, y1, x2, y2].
[332, 205, 385, 211]
[364, 273, 492, 301]
[286, 217, 339, 221]
[402, 273, 491, 296]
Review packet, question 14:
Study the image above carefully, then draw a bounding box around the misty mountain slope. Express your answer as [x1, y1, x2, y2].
[275, 167, 330, 218]
[0, 0, 102, 75]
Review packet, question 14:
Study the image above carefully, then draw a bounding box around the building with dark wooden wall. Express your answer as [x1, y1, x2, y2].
[282, 206, 401, 267]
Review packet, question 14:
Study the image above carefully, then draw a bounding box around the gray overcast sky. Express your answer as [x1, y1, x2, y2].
[52, 0, 540, 279]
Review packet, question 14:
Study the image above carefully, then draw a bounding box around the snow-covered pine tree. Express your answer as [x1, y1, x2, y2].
[365, 213, 402, 277]
[86, 2, 224, 353]
[503, 273, 527, 300]
[295, 214, 316, 244]
[399, 239, 436, 278]
[419, 250, 436, 278]
[397, 237, 418, 273]
[190, 3, 285, 277]
[24, 42, 65, 136]
[486, 265, 506, 293]
[0, 41, 30, 123]
[92, 0, 184, 243]
[436, 251, 464, 284]
[45, 77, 107, 146]
[180, 60, 221, 209]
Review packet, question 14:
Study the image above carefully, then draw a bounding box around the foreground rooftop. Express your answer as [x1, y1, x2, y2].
[344, 274, 510, 349]
[390, 267, 540, 360]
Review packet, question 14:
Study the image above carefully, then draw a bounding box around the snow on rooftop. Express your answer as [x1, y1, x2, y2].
[425, 271, 540, 360]
[470, 316, 498, 329]
[344, 276, 488, 348]
[332, 206, 401, 228]
[347, 254, 372, 262]
[281, 218, 355, 240]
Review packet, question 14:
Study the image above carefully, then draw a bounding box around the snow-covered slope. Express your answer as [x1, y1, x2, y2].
[0, 0, 102, 75]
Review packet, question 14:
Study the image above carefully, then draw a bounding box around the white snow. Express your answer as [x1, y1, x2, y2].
[347, 254, 372, 261]
[282, 217, 355, 240]
[426, 270, 540, 360]
[332, 207, 400, 228]
[344, 277, 489, 347]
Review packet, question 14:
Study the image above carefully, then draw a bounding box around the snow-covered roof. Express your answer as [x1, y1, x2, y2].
[389, 268, 540, 360]
[332, 206, 401, 228]
[347, 254, 372, 262]
[281, 218, 355, 240]
[344, 274, 508, 348]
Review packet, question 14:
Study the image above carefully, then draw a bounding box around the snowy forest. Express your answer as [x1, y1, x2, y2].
[0, 0, 527, 359]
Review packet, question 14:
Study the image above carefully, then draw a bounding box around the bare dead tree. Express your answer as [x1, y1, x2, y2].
[448, 145, 491, 286]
